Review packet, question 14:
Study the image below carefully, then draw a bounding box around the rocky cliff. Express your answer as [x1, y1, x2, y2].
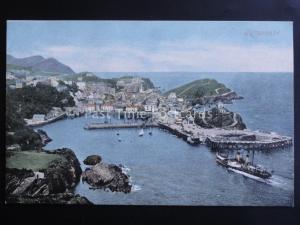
[5, 148, 92, 204]
[194, 107, 246, 130]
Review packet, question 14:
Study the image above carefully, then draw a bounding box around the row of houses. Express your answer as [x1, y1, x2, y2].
[82, 102, 159, 113]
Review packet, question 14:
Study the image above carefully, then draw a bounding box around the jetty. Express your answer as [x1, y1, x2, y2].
[157, 121, 293, 150]
[24, 113, 66, 127]
[84, 122, 158, 130]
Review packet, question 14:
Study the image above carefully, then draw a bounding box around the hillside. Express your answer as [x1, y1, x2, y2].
[63, 73, 155, 89]
[6, 54, 75, 75]
[164, 79, 231, 100]
[63, 72, 117, 86]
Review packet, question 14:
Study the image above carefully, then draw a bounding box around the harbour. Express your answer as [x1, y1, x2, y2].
[37, 73, 293, 206]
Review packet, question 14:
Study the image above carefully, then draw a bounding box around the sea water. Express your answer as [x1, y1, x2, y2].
[42, 72, 294, 206]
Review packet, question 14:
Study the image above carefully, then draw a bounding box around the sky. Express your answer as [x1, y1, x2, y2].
[7, 21, 293, 73]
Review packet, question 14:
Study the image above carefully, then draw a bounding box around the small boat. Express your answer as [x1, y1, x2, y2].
[139, 128, 144, 136]
[149, 127, 152, 135]
[118, 138, 122, 142]
[116, 132, 120, 135]
[216, 151, 272, 180]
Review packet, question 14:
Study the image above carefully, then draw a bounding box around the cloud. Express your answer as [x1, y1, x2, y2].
[26, 40, 293, 73]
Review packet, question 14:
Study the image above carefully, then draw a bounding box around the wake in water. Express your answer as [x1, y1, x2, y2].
[119, 164, 131, 175]
[131, 184, 142, 192]
[265, 175, 293, 191]
[229, 168, 293, 191]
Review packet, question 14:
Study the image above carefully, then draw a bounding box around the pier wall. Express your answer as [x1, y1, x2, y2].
[157, 122, 201, 145]
[84, 123, 158, 130]
[206, 137, 293, 150]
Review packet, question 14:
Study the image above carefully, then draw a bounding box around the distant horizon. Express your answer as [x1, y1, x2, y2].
[7, 21, 293, 73]
[6, 52, 293, 74]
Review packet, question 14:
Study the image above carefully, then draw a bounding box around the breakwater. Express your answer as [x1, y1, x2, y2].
[84, 122, 158, 130]
[157, 121, 293, 150]
[205, 136, 293, 150]
[25, 113, 66, 127]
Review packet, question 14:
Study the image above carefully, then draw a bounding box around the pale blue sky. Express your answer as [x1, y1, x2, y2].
[7, 21, 293, 72]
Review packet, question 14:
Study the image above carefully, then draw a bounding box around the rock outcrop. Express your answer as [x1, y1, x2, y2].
[82, 162, 131, 193]
[5, 148, 92, 204]
[194, 107, 246, 130]
[6, 193, 91, 204]
[83, 155, 102, 165]
[36, 129, 52, 146]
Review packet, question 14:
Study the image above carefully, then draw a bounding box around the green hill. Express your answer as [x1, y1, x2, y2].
[63, 73, 154, 89]
[7, 64, 60, 77]
[164, 79, 231, 100]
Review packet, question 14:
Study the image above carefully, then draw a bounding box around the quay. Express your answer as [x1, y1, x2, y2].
[83, 118, 293, 150]
[84, 122, 158, 130]
[157, 121, 201, 145]
[157, 121, 293, 150]
[25, 113, 66, 127]
[205, 136, 293, 150]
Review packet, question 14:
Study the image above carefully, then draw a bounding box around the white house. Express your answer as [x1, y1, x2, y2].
[77, 81, 86, 90]
[49, 77, 59, 87]
[144, 104, 158, 112]
[167, 92, 177, 100]
[126, 106, 138, 113]
[15, 80, 24, 89]
[167, 110, 179, 118]
[32, 114, 46, 122]
[64, 80, 73, 85]
[101, 104, 114, 112]
[177, 98, 184, 103]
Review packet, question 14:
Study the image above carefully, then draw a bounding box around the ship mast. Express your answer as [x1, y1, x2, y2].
[252, 149, 255, 164]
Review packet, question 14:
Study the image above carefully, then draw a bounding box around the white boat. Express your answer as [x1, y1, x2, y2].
[139, 128, 144, 136]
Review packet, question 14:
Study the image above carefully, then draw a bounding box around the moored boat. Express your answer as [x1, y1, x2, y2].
[139, 128, 144, 136]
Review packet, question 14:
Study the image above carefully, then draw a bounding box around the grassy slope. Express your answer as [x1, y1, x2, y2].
[7, 64, 59, 77]
[6, 151, 63, 170]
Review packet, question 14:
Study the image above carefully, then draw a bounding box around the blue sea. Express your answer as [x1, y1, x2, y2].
[41, 72, 294, 206]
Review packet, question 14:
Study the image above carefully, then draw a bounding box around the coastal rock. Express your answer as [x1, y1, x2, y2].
[83, 155, 102, 165]
[44, 148, 82, 193]
[5, 148, 90, 204]
[82, 162, 131, 193]
[5, 168, 35, 195]
[194, 107, 246, 130]
[36, 129, 52, 145]
[6, 192, 92, 204]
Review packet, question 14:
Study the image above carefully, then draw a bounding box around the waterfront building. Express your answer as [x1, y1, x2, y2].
[101, 104, 114, 112]
[85, 103, 96, 112]
[32, 114, 46, 122]
[126, 106, 138, 113]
